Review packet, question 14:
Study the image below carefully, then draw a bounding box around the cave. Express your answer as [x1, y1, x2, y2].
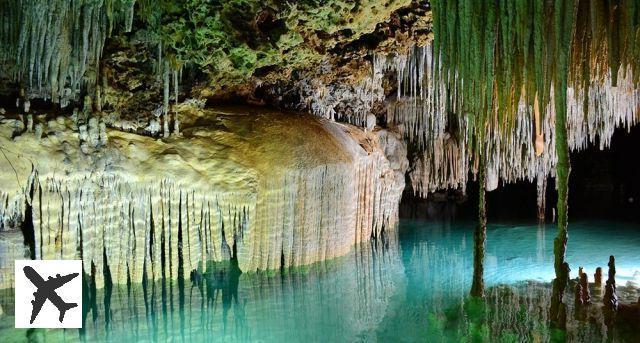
[0, 1, 639, 342]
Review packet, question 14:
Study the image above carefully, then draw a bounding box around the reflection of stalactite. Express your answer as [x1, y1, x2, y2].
[69, 233, 403, 342]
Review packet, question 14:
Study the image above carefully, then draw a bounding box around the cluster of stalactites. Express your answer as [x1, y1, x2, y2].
[379, 44, 638, 197]
[3, 145, 402, 287]
[0, 0, 136, 107]
[382, 45, 468, 197]
[147, 49, 183, 138]
[378, 0, 640, 197]
[30, 175, 251, 288]
[303, 56, 392, 128]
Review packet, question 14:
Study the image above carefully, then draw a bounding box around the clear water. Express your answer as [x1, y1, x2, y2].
[1, 220, 639, 342]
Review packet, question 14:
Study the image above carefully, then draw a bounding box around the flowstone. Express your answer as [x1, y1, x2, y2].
[0, 107, 407, 288]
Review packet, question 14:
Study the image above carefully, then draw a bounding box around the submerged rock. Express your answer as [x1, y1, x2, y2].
[0, 107, 407, 287]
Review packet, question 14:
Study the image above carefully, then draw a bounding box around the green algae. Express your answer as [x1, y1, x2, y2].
[1, 0, 411, 105]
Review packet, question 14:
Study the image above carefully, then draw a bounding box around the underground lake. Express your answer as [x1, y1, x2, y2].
[1, 220, 639, 342]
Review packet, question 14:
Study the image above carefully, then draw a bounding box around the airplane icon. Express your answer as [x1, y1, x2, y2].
[23, 266, 79, 324]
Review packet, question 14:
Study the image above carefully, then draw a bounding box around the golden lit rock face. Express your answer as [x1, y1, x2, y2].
[0, 107, 407, 287]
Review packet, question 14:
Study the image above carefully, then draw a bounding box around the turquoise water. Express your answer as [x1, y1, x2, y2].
[1, 220, 639, 342]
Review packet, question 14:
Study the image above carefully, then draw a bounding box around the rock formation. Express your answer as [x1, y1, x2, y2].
[595, 267, 603, 288]
[604, 256, 619, 314]
[0, 107, 407, 287]
[0, 1, 638, 308]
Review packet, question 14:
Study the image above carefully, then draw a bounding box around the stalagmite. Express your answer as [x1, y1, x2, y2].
[604, 256, 619, 313]
[595, 267, 603, 288]
[603, 256, 619, 332]
[574, 282, 587, 321]
[0, 107, 407, 288]
[575, 283, 584, 306]
[580, 271, 591, 304]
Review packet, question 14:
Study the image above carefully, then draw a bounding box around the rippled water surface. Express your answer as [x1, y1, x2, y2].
[1, 220, 639, 342]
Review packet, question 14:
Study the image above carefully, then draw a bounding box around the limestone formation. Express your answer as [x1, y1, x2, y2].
[0, 107, 407, 288]
[595, 267, 603, 288]
[580, 271, 591, 304]
[604, 256, 619, 313]
[369, 44, 640, 198]
[575, 283, 583, 304]
[0, 0, 137, 106]
[0, 230, 30, 289]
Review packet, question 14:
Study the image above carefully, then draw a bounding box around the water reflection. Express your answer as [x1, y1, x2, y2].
[0, 220, 639, 342]
[74, 232, 404, 342]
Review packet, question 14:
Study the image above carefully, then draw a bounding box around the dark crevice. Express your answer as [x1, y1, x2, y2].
[178, 191, 184, 281]
[149, 195, 154, 266]
[102, 247, 113, 331]
[280, 248, 285, 271]
[177, 190, 185, 341]
[20, 172, 36, 259]
[38, 184, 43, 259]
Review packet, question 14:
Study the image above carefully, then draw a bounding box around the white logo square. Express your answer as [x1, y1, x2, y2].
[14, 260, 83, 328]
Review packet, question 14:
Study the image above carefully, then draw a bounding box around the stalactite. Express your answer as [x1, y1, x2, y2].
[303, 56, 389, 126]
[0, 0, 137, 106]
[375, 2, 637, 329]
[381, 45, 639, 197]
[550, 0, 575, 329]
[162, 61, 170, 138]
[470, 157, 487, 298]
[123, 0, 136, 33]
[156, 56, 182, 138]
[536, 173, 547, 221]
[377, 0, 640, 199]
